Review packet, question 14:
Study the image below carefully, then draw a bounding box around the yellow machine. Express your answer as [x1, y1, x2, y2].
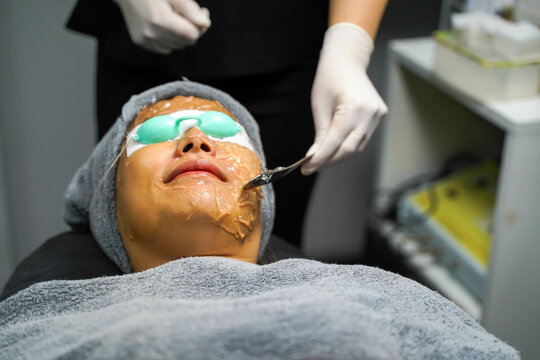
[398, 161, 499, 299]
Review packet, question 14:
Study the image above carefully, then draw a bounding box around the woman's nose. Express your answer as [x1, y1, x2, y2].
[176, 129, 216, 156]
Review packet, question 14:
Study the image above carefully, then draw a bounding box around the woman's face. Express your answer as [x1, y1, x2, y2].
[115, 96, 263, 271]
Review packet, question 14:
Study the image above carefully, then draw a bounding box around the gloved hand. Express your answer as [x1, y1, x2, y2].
[114, 0, 211, 54]
[301, 23, 387, 175]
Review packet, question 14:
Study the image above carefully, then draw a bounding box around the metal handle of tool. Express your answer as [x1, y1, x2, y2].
[243, 156, 311, 190]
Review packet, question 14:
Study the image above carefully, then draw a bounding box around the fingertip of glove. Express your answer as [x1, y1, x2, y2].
[306, 144, 319, 158]
[301, 165, 314, 176]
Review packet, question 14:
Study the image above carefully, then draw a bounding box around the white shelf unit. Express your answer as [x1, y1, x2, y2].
[375, 37, 540, 359]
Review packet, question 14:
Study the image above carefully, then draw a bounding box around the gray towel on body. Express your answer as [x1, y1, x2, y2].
[0, 257, 519, 359]
[63, 80, 275, 273]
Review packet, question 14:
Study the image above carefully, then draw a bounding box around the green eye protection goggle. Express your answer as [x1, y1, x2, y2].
[133, 111, 241, 145]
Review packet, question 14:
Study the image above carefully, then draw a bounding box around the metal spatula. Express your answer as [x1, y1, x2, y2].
[243, 155, 311, 190]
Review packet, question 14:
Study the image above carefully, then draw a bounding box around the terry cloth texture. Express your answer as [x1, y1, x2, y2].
[0, 258, 519, 360]
[63, 80, 275, 273]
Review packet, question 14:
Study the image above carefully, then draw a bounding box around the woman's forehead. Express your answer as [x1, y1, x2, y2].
[131, 96, 236, 130]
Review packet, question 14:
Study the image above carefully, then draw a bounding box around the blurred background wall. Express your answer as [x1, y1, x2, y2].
[0, 0, 442, 288]
[0, 1, 96, 287]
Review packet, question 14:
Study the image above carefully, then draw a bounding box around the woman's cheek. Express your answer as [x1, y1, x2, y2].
[216, 144, 262, 183]
[129, 144, 174, 182]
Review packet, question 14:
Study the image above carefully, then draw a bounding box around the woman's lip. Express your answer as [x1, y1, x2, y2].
[173, 170, 221, 181]
[165, 159, 227, 183]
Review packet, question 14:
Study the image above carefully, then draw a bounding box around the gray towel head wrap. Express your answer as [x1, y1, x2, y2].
[64, 80, 275, 273]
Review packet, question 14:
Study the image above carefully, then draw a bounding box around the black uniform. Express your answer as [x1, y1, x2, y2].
[66, 0, 328, 246]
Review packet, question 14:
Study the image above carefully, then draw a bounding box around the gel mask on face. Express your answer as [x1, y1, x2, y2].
[126, 110, 256, 157]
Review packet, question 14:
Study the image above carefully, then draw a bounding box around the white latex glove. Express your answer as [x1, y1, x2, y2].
[114, 0, 211, 54]
[302, 23, 387, 175]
